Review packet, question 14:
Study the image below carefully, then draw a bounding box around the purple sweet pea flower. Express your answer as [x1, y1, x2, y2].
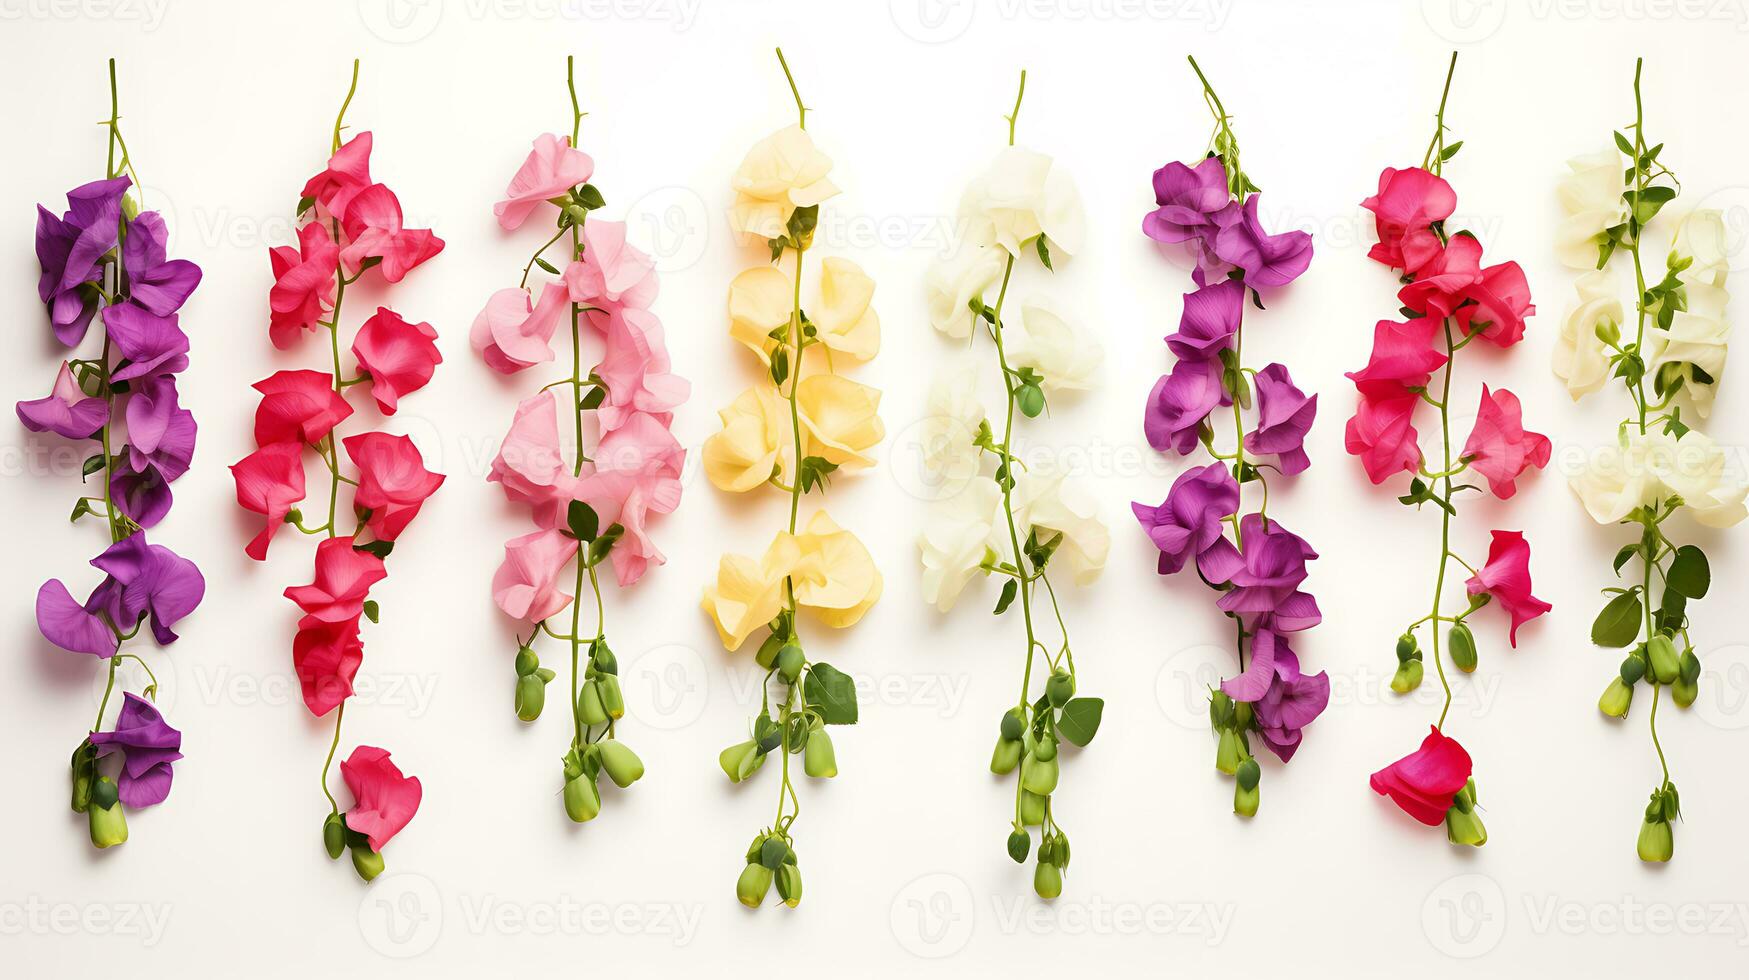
[1212, 513, 1321, 631]
[88, 692, 183, 807]
[1246, 362, 1317, 475]
[35, 177, 130, 346]
[1221, 624, 1298, 702]
[124, 377, 196, 480]
[1165, 279, 1243, 362]
[1143, 157, 1231, 244]
[35, 533, 204, 656]
[35, 580, 118, 657]
[1144, 357, 1229, 456]
[110, 455, 173, 528]
[104, 303, 190, 381]
[121, 211, 202, 316]
[1211, 196, 1313, 289]
[16, 362, 108, 439]
[1253, 666, 1330, 763]
[1133, 462, 1240, 576]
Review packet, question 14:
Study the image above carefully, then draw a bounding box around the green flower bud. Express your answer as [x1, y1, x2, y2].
[1214, 729, 1241, 775]
[1445, 806, 1488, 847]
[1019, 790, 1047, 827]
[1046, 669, 1074, 706]
[1235, 757, 1261, 793]
[1020, 753, 1059, 796]
[597, 674, 625, 720]
[1647, 635, 1680, 685]
[563, 204, 590, 227]
[1017, 383, 1045, 419]
[1234, 781, 1259, 818]
[999, 707, 1025, 742]
[577, 680, 609, 726]
[776, 644, 805, 683]
[350, 844, 386, 882]
[1208, 690, 1235, 728]
[1006, 827, 1030, 864]
[719, 739, 763, 783]
[515, 645, 539, 676]
[759, 835, 789, 871]
[69, 739, 97, 814]
[803, 729, 837, 778]
[591, 642, 618, 675]
[1033, 735, 1058, 763]
[1620, 654, 1647, 685]
[515, 673, 548, 722]
[1679, 648, 1701, 686]
[1032, 860, 1062, 900]
[1636, 816, 1673, 863]
[599, 741, 645, 788]
[1051, 833, 1071, 869]
[736, 863, 773, 908]
[756, 632, 784, 669]
[1391, 659, 1424, 694]
[563, 775, 601, 823]
[87, 780, 127, 849]
[775, 864, 803, 908]
[1599, 677, 1634, 718]
[1448, 623, 1477, 673]
[1232, 699, 1253, 730]
[323, 812, 347, 860]
[1672, 674, 1698, 709]
[1395, 632, 1419, 663]
[990, 736, 1022, 775]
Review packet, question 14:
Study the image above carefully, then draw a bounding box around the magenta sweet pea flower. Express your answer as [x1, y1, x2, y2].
[1361, 166, 1456, 272]
[1345, 318, 1448, 396]
[1144, 357, 1228, 456]
[343, 432, 445, 542]
[352, 307, 441, 415]
[1397, 233, 1483, 320]
[339, 184, 445, 284]
[299, 131, 373, 222]
[1465, 530, 1551, 647]
[1461, 386, 1551, 499]
[1132, 461, 1240, 576]
[88, 693, 183, 807]
[293, 614, 364, 717]
[231, 442, 307, 561]
[1247, 362, 1317, 475]
[1210, 196, 1313, 289]
[269, 221, 341, 350]
[284, 537, 387, 624]
[1372, 726, 1472, 827]
[252, 369, 354, 446]
[1345, 385, 1423, 484]
[16, 362, 107, 439]
[1142, 156, 1230, 244]
[1457, 260, 1535, 348]
[1165, 279, 1243, 362]
[340, 746, 422, 853]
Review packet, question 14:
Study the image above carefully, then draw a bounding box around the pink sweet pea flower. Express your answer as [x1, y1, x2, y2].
[339, 184, 444, 283]
[1371, 725, 1472, 826]
[492, 528, 578, 622]
[1360, 167, 1456, 272]
[292, 614, 363, 716]
[252, 369, 353, 446]
[340, 746, 421, 853]
[562, 220, 657, 310]
[284, 536, 387, 623]
[1465, 530, 1552, 647]
[470, 283, 568, 374]
[343, 432, 445, 541]
[577, 411, 686, 587]
[352, 307, 441, 415]
[1457, 261, 1534, 348]
[268, 222, 340, 350]
[299, 132, 373, 222]
[231, 442, 307, 561]
[1345, 319, 1448, 397]
[17, 361, 108, 439]
[1461, 386, 1550, 499]
[1344, 384, 1423, 484]
[488, 390, 575, 527]
[494, 133, 594, 231]
[588, 307, 690, 432]
[1397, 233, 1483, 320]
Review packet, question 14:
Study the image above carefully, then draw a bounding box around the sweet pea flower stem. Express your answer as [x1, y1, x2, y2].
[1429, 319, 1458, 731]
[1420, 52, 1458, 172]
[93, 61, 131, 731]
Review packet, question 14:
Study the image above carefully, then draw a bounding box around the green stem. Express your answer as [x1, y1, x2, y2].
[775, 48, 806, 130]
[332, 59, 360, 154]
[1430, 319, 1458, 730]
[320, 700, 346, 813]
[1421, 52, 1458, 173]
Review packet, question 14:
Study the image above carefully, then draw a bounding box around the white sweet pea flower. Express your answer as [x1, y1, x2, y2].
[1570, 427, 1747, 528]
[1008, 295, 1101, 393]
[1554, 270, 1623, 400]
[958, 146, 1086, 259]
[1013, 466, 1108, 585]
[925, 240, 1007, 339]
[1675, 208, 1731, 288]
[917, 359, 988, 495]
[1647, 278, 1729, 416]
[1555, 150, 1628, 270]
[918, 478, 1003, 612]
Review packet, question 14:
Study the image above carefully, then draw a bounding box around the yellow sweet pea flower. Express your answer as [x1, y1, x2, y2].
[728, 265, 793, 365]
[812, 257, 879, 361]
[702, 533, 801, 650]
[796, 374, 884, 469]
[703, 386, 796, 492]
[790, 511, 882, 628]
[729, 125, 839, 242]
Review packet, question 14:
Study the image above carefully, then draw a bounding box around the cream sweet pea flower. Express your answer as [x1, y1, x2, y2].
[925, 240, 1007, 339]
[1675, 208, 1730, 288]
[1009, 295, 1102, 392]
[730, 125, 839, 242]
[702, 532, 802, 650]
[1013, 467, 1109, 585]
[917, 359, 987, 494]
[790, 511, 882, 628]
[797, 373, 884, 469]
[1554, 270, 1623, 400]
[1570, 427, 1747, 528]
[727, 265, 792, 365]
[1556, 150, 1628, 270]
[959, 146, 1085, 258]
[1647, 278, 1729, 416]
[703, 385, 795, 492]
[812, 257, 880, 361]
[918, 478, 1003, 612]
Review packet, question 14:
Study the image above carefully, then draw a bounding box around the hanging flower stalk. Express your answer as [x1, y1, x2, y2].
[1556, 58, 1743, 863]
[1133, 57, 1325, 818]
[918, 70, 1110, 900]
[476, 56, 688, 825]
[231, 60, 443, 881]
[701, 49, 885, 910]
[25, 59, 205, 850]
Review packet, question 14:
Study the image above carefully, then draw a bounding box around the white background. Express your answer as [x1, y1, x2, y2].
[4, 0, 1749, 976]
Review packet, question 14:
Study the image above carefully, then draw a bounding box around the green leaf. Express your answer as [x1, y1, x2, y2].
[296, 194, 316, 215]
[81, 454, 106, 478]
[1613, 131, 1636, 156]
[1591, 590, 1643, 648]
[69, 498, 93, 523]
[588, 523, 624, 566]
[1056, 698, 1103, 747]
[576, 183, 606, 210]
[1035, 236, 1053, 271]
[1612, 544, 1641, 575]
[535, 257, 561, 276]
[580, 384, 606, 410]
[798, 456, 839, 495]
[803, 662, 858, 725]
[1666, 545, 1710, 599]
[769, 347, 790, 387]
[362, 600, 380, 624]
[567, 499, 600, 542]
[1624, 186, 1676, 225]
[994, 579, 1018, 616]
[1439, 140, 1463, 161]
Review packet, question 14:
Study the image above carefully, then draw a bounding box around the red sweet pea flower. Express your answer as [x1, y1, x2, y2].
[231, 442, 307, 561]
[292, 614, 363, 717]
[1361, 167, 1456, 272]
[339, 184, 444, 283]
[284, 536, 387, 623]
[268, 222, 340, 349]
[340, 745, 421, 853]
[1344, 384, 1423, 484]
[1397, 233, 1483, 319]
[252, 369, 353, 446]
[351, 308, 441, 415]
[344, 432, 445, 541]
[1345, 318, 1448, 396]
[1461, 386, 1550, 499]
[1371, 726, 1472, 826]
[1465, 530, 1552, 647]
[299, 132, 373, 222]
[1456, 260, 1534, 347]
